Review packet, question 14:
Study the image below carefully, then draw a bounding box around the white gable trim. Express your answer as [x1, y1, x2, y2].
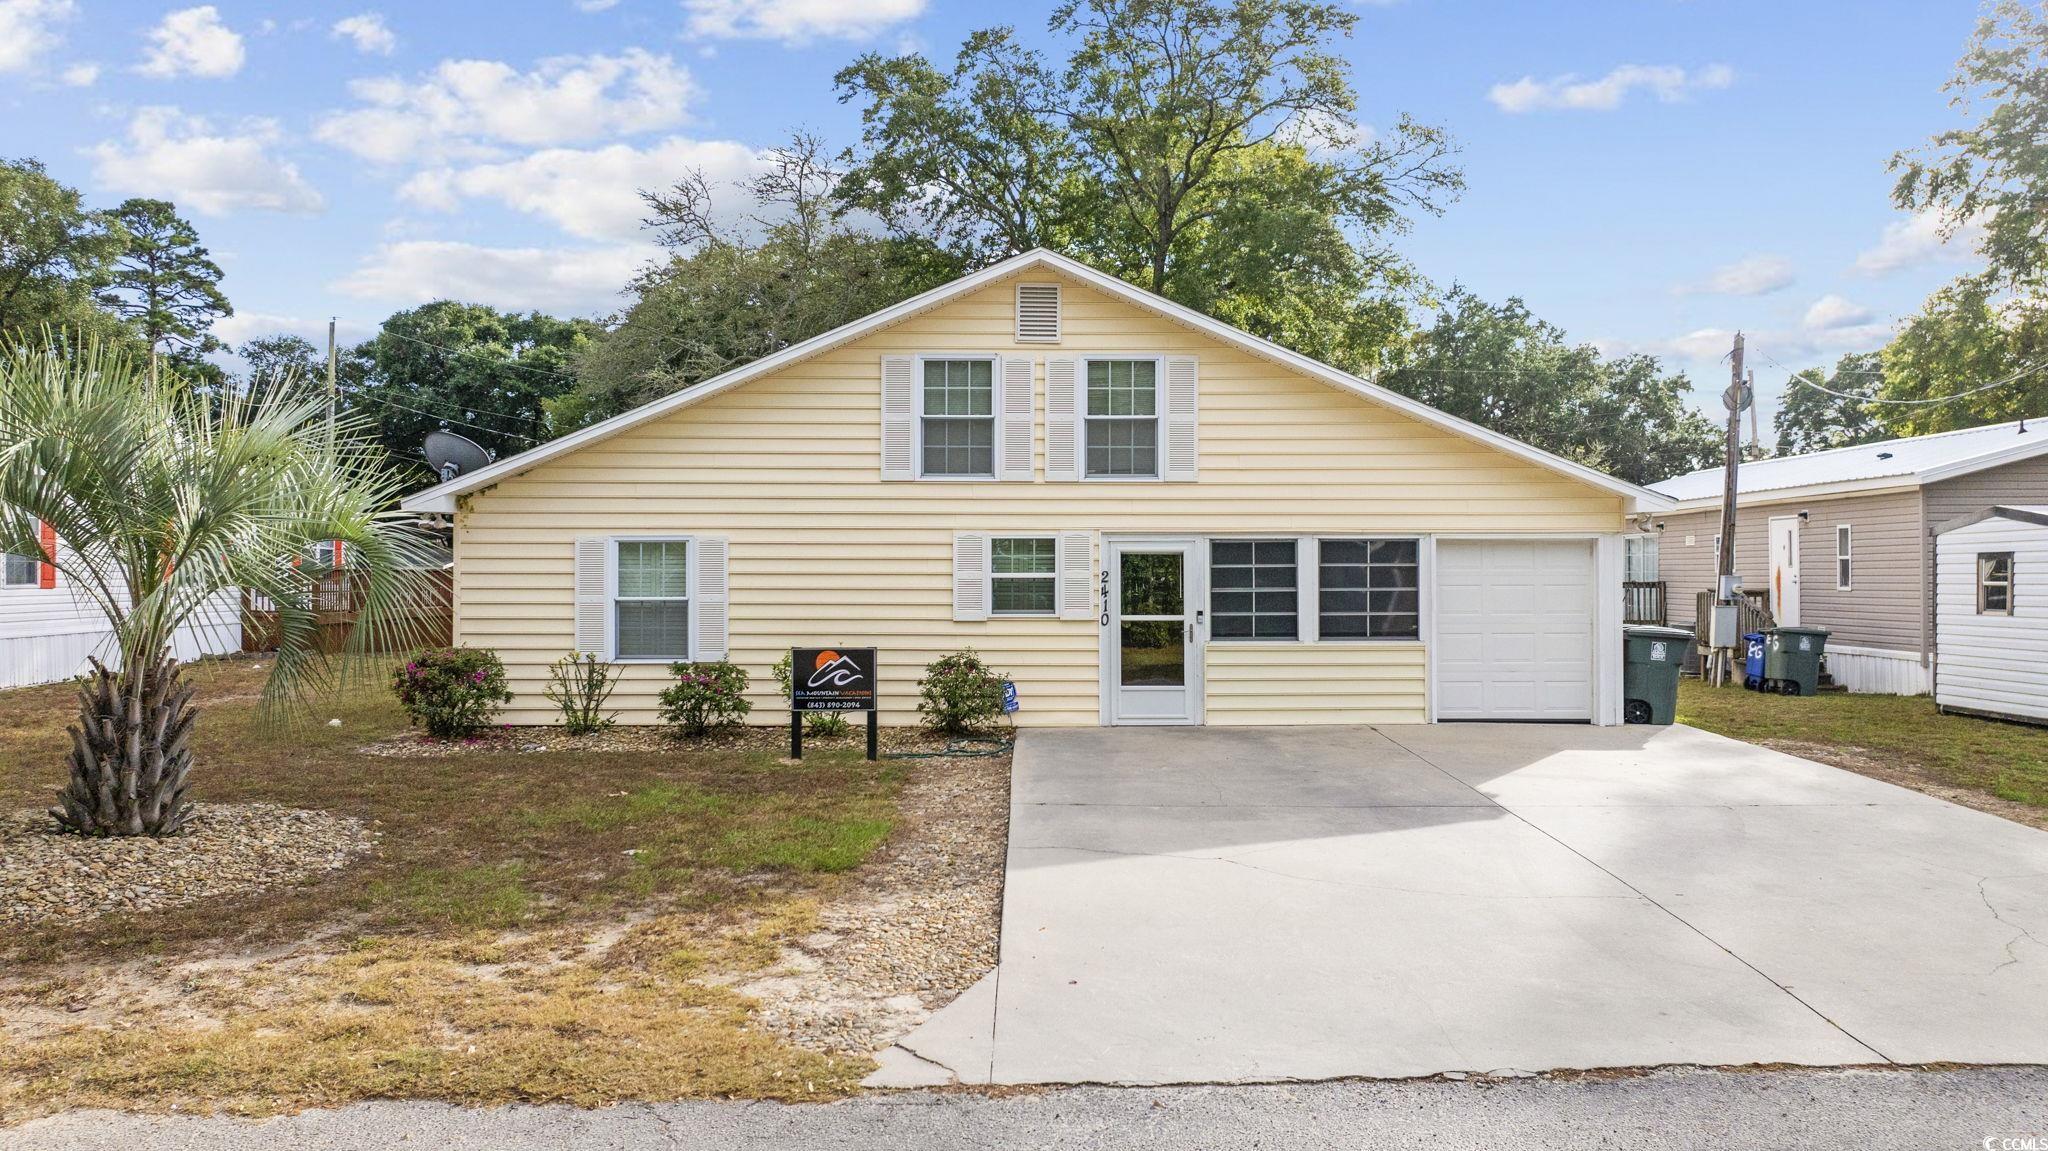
[401, 249, 1672, 514]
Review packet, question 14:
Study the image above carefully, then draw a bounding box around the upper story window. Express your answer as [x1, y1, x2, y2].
[921, 358, 995, 477]
[1979, 551, 2015, 616]
[615, 539, 689, 660]
[1085, 358, 1159, 478]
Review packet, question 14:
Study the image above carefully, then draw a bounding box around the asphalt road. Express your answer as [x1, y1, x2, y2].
[5, 1068, 2045, 1151]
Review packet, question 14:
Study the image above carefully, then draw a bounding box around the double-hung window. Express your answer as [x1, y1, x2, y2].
[1979, 551, 2015, 616]
[1210, 540, 1298, 639]
[1084, 358, 1159, 478]
[921, 358, 996, 477]
[1836, 525, 1852, 590]
[1318, 539, 1420, 640]
[990, 537, 1057, 615]
[615, 539, 690, 659]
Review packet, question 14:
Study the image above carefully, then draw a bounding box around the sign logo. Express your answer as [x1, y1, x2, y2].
[790, 647, 878, 712]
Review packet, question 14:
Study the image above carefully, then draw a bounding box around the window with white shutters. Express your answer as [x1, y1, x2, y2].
[615, 539, 690, 660]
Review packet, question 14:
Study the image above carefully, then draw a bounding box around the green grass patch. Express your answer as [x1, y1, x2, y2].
[365, 864, 535, 930]
[1677, 679, 2048, 809]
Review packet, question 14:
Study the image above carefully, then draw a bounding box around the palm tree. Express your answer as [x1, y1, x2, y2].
[0, 334, 443, 837]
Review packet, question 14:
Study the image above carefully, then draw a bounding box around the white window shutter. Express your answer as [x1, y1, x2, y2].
[574, 537, 610, 658]
[694, 535, 730, 660]
[997, 355, 1035, 481]
[1163, 355, 1199, 481]
[1045, 356, 1081, 481]
[953, 532, 990, 622]
[881, 355, 916, 480]
[1056, 531, 1095, 621]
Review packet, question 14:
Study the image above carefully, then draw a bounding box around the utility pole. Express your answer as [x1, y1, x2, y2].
[1712, 331, 1748, 685]
[326, 318, 338, 444]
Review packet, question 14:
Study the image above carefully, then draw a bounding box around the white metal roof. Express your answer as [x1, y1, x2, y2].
[1649, 418, 2048, 507]
[399, 249, 1672, 514]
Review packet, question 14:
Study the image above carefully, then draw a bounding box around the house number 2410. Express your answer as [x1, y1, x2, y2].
[1100, 569, 1111, 627]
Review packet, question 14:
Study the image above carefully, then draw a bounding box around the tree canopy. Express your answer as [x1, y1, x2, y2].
[1773, 352, 1890, 453]
[0, 159, 128, 342]
[98, 197, 232, 363]
[1378, 288, 1721, 485]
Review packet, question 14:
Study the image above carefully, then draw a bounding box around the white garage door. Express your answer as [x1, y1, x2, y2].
[1435, 539, 1595, 721]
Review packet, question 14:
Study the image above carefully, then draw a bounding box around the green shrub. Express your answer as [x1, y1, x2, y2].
[771, 651, 852, 736]
[542, 651, 618, 735]
[659, 660, 752, 737]
[391, 647, 513, 739]
[917, 649, 1008, 734]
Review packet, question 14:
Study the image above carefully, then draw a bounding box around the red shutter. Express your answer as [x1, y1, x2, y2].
[37, 522, 55, 589]
[332, 539, 345, 568]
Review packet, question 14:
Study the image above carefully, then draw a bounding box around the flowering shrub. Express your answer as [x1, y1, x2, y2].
[391, 647, 512, 739]
[917, 649, 1008, 734]
[659, 660, 752, 737]
[542, 651, 618, 736]
[771, 651, 851, 737]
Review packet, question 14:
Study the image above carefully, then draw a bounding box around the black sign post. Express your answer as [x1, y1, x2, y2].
[789, 647, 879, 761]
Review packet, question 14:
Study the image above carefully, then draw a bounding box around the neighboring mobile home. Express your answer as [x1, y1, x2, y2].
[1647, 420, 2048, 694]
[399, 250, 1672, 728]
[0, 524, 241, 690]
[1935, 506, 2048, 725]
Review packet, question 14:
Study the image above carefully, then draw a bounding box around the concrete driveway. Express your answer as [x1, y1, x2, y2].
[870, 724, 2048, 1087]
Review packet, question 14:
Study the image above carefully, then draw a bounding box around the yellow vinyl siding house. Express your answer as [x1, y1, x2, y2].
[402, 250, 1672, 728]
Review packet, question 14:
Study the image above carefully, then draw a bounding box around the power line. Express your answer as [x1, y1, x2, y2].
[370, 327, 581, 383]
[349, 392, 539, 444]
[1759, 347, 2048, 407]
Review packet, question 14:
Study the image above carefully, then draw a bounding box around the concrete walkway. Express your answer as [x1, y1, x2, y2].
[7, 1068, 2045, 1150]
[871, 723, 2048, 1087]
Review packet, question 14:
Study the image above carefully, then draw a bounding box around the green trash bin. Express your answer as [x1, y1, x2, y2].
[1764, 626, 1830, 696]
[1623, 625, 1694, 724]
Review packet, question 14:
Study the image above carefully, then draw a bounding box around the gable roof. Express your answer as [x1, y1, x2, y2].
[1650, 418, 2048, 509]
[400, 249, 1672, 514]
[1937, 504, 2048, 534]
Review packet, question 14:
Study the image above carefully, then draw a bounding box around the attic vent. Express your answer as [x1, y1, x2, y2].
[1015, 282, 1061, 343]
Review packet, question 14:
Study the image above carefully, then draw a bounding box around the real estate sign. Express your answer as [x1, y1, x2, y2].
[790, 647, 879, 712]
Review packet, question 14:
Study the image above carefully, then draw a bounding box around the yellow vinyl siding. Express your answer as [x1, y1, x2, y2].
[454, 270, 1626, 726]
[1205, 642, 1428, 725]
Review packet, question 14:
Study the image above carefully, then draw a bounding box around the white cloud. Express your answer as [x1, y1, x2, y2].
[213, 311, 373, 352]
[0, 0, 74, 74]
[1853, 208, 1983, 276]
[683, 0, 926, 44]
[330, 13, 395, 56]
[59, 60, 97, 85]
[315, 49, 694, 163]
[138, 5, 245, 79]
[333, 240, 650, 314]
[1677, 254, 1795, 297]
[89, 106, 324, 215]
[398, 136, 767, 241]
[1488, 62, 1733, 114]
[1802, 294, 1873, 331]
[575, 0, 619, 10]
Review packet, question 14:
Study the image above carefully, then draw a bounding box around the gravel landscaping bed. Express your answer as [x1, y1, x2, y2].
[359, 725, 1010, 760]
[741, 749, 1011, 1056]
[0, 804, 377, 928]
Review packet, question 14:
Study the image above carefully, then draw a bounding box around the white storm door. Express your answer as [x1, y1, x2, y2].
[1768, 515, 1802, 626]
[1108, 539, 1203, 724]
[1434, 539, 1596, 721]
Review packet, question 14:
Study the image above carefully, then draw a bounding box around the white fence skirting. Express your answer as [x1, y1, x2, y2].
[1825, 644, 1930, 696]
[0, 617, 243, 691]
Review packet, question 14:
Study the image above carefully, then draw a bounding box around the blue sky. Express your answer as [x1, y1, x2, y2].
[0, 0, 1990, 428]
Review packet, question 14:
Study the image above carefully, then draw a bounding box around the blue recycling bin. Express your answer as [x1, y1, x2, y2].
[1742, 632, 1767, 690]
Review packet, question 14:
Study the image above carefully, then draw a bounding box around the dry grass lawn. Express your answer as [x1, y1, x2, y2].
[0, 656, 989, 1122]
[1677, 678, 2048, 830]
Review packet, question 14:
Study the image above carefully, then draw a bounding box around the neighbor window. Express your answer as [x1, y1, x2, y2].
[1978, 551, 2015, 616]
[1210, 539, 1297, 640]
[990, 536, 1056, 615]
[2, 548, 36, 587]
[921, 358, 995, 477]
[615, 539, 689, 659]
[1836, 525, 1852, 590]
[1624, 534, 1659, 582]
[1084, 358, 1159, 477]
[1319, 539, 1420, 640]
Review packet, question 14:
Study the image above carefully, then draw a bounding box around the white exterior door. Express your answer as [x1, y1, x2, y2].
[1769, 515, 1802, 626]
[1106, 538, 1203, 724]
[1434, 539, 1596, 721]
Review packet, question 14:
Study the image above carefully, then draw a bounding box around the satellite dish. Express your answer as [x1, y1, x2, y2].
[424, 430, 492, 483]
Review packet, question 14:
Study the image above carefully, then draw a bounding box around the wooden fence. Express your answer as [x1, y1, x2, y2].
[243, 569, 452, 654]
[1622, 580, 1666, 626]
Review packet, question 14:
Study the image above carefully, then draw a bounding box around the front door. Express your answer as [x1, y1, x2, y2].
[1107, 539, 1203, 724]
[1769, 515, 1802, 626]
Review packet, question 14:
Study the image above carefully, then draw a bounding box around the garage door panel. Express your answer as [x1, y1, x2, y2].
[1435, 540, 1595, 721]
